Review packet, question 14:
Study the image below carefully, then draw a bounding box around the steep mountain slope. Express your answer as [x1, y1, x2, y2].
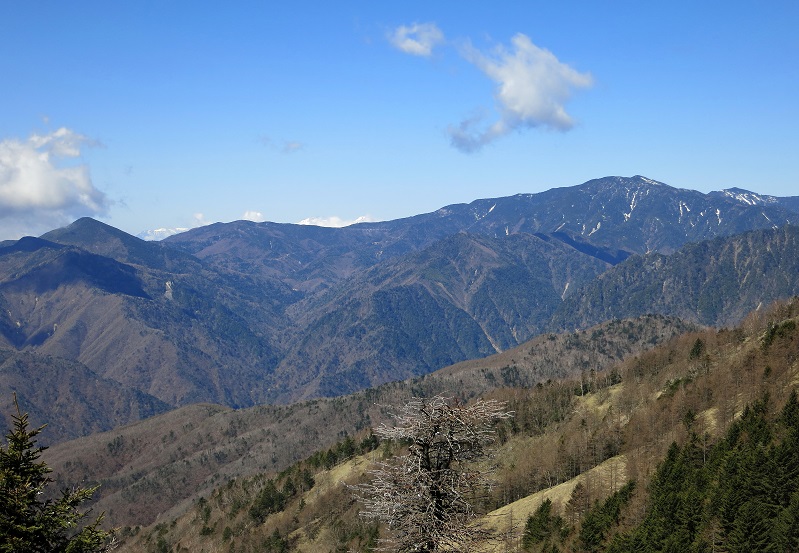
[107, 298, 799, 552]
[551, 224, 799, 330]
[0, 349, 169, 443]
[40, 217, 298, 329]
[709, 187, 799, 214]
[42, 314, 693, 528]
[0, 224, 284, 410]
[271, 232, 613, 401]
[163, 220, 397, 295]
[40, 217, 196, 271]
[418, 175, 799, 254]
[3, 177, 799, 443]
[157, 173, 799, 404]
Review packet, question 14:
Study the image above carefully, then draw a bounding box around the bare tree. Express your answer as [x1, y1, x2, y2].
[355, 395, 513, 552]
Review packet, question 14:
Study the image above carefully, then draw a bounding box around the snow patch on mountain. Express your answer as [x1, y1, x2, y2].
[678, 201, 691, 221]
[719, 188, 778, 206]
[637, 176, 665, 186]
[624, 190, 640, 221]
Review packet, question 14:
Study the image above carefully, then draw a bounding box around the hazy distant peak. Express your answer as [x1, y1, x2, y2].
[297, 215, 375, 228]
[137, 227, 191, 241]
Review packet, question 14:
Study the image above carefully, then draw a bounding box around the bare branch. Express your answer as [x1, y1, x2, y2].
[354, 395, 513, 552]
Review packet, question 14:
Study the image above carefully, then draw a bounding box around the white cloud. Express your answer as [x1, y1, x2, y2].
[449, 34, 593, 152]
[388, 22, 444, 57]
[0, 127, 109, 239]
[242, 210, 266, 222]
[297, 215, 375, 228]
[193, 213, 209, 226]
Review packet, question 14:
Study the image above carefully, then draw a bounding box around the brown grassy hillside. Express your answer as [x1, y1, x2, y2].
[109, 298, 798, 552]
[41, 314, 692, 531]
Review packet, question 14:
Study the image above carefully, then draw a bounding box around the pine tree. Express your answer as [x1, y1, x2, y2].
[523, 499, 555, 547]
[522, 498, 566, 551]
[726, 499, 777, 553]
[0, 396, 113, 552]
[774, 490, 799, 552]
[578, 481, 635, 552]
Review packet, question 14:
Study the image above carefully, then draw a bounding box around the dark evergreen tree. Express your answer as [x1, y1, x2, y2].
[578, 481, 635, 552]
[774, 490, 799, 552]
[249, 479, 287, 523]
[522, 498, 566, 551]
[0, 397, 113, 552]
[261, 528, 289, 552]
[611, 393, 799, 553]
[726, 499, 776, 553]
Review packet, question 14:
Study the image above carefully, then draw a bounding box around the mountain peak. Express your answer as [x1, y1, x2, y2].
[713, 187, 778, 207]
[39, 217, 188, 269]
[41, 217, 139, 245]
[631, 175, 667, 186]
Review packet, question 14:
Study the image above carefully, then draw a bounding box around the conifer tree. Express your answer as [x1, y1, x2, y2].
[522, 498, 565, 552]
[774, 490, 799, 551]
[0, 396, 113, 552]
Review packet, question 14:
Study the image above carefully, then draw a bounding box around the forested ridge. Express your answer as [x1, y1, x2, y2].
[106, 298, 799, 552]
[607, 391, 799, 552]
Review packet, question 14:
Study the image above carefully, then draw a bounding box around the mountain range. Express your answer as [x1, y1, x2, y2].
[46, 298, 799, 550]
[1, 175, 798, 442]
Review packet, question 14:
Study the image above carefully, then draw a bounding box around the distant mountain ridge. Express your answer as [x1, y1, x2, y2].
[164, 176, 799, 290]
[709, 186, 799, 212]
[2, 175, 799, 441]
[551, 224, 799, 330]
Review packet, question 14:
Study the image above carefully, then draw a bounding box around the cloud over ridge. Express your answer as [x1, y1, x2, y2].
[242, 210, 266, 222]
[0, 127, 109, 239]
[298, 215, 374, 228]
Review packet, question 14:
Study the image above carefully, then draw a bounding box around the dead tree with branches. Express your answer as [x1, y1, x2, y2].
[355, 395, 513, 552]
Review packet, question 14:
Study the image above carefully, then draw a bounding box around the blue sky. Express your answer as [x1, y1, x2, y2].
[1, 1, 797, 239]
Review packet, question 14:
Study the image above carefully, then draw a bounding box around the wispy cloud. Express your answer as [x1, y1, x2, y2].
[388, 22, 444, 57]
[0, 127, 110, 239]
[259, 136, 306, 154]
[297, 215, 374, 228]
[450, 34, 593, 152]
[281, 141, 305, 154]
[242, 210, 266, 222]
